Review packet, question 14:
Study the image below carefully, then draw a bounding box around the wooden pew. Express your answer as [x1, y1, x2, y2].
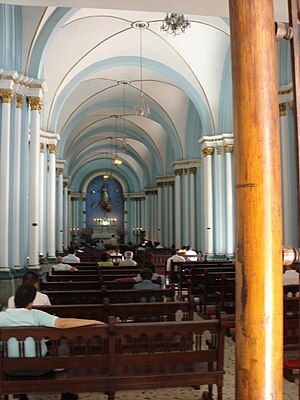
[46, 273, 100, 282]
[40, 281, 102, 291]
[0, 314, 226, 400]
[33, 297, 196, 322]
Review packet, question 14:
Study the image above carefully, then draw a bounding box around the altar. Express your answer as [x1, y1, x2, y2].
[91, 226, 119, 241]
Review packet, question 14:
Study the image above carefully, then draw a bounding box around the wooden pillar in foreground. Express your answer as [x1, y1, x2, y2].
[229, 1, 283, 399]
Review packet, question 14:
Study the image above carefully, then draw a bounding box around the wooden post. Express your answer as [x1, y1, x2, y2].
[228, 0, 283, 399]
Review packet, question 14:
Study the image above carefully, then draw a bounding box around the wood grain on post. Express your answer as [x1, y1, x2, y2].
[228, 0, 283, 399]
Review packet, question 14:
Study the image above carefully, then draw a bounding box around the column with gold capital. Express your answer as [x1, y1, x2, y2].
[0, 87, 15, 270]
[63, 182, 69, 250]
[28, 96, 43, 268]
[39, 143, 46, 257]
[168, 182, 174, 246]
[12, 94, 24, 268]
[202, 147, 214, 257]
[157, 182, 163, 244]
[216, 146, 225, 256]
[224, 144, 234, 257]
[57, 167, 64, 253]
[174, 169, 182, 248]
[189, 167, 197, 249]
[183, 168, 189, 245]
[47, 144, 57, 258]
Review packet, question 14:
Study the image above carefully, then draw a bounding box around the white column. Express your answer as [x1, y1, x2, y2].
[216, 146, 225, 255]
[132, 198, 137, 243]
[224, 144, 234, 257]
[63, 183, 69, 250]
[174, 169, 182, 248]
[203, 147, 214, 256]
[47, 144, 57, 258]
[124, 196, 128, 243]
[149, 193, 153, 241]
[141, 196, 146, 233]
[39, 143, 46, 257]
[153, 191, 158, 242]
[157, 183, 163, 244]
[189, 167, 196, 250]
[57, 167, 64, 253]
[12, 94, 23, 268]
[279, 103, 293, 245]
[168, 182, 174, 246]
[82, 192, 86, 229]
[183, 169, 189, 245]
[163, 183, 168, 246]
[28, 96, 42, 268]
[144, 192, 149, 239]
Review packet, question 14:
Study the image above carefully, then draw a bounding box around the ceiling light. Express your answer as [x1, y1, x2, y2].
[161, 13, 191, 36]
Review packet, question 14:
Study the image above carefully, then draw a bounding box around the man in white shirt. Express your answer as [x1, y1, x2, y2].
[8, 271, 51, 309]
[52, 256, 79, 272]
[109, 234, 118, 248]
[283, 266, 299, 286]
[119, 251, 137, 267]
[185, 246, 198, 261]
[166, 249, 186, 272]
[62, 249, 80, 263]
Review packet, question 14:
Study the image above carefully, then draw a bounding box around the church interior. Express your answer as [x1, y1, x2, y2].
[0, 0, 299, 399]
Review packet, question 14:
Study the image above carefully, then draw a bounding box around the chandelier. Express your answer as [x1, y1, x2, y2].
[133, 21, 150, 117]
[112, 116, 122, 166]
[160, 13, 191, 36]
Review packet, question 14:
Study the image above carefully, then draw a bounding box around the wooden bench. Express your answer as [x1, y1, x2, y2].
[40, 281, 102, 291]
[33, 297, 196, 322]
[46, 273, 101, 282]
[0, 314, 226, 400]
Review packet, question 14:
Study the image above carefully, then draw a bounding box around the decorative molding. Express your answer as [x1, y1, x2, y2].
[0, 89, 14, 104]
[157, 182, 164, 187]
[202, 147, 214, 156]
[174, 168, 183, 176]
[57, 168, 64, 175]
[289, 100, 295, 109]
[16, 94, 24, 109]
[216, 146, 222, 156]
[279, 102, 287, 116]
[28, 96, 42, 111]
[40, 143, 45, 153]
[48, 144, 57, 155]
[189, 167, 197, 174]
[184, 168, 188, 175]
[224, 144, 234, 154]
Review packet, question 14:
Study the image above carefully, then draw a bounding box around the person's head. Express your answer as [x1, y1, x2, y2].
[140, 268, 153, 281]
[68, 248, 76, 255]
[111, 234, 115, 238]
[124, 251, 133, 259]
[176, 249, 186, 256]
[143, 261, 155, 273]
[56, 256, 63, 264]
[22, 271, 39, 289]
[101, 253, 109, 262]
[15, 284, 37, 308]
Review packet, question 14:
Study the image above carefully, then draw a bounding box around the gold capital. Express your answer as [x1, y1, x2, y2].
[157, 182, 164, 187]
[16, 94, 24, 109]
[28, 96, 43, 111]
[279, 102, 287, 116]
[289, 100, 295, 110]
[224, 144, 234, 154]
[57, 168, 64, 175]
[216, 146, 222, 156]
[0, 89, 14, 104]
[174, 168, 182, 176]
[48, 144, 57, 155]
[40, 143, 45, 153]
[189, 167, 196, 174]
[202, 147, 214, 156]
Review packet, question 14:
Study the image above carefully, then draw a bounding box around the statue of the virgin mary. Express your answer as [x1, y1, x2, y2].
[99, 184, 111, 212]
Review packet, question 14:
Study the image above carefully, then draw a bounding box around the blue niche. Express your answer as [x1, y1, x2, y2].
[86, 176, 124, 231]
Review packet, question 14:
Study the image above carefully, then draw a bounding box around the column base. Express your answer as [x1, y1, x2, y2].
[205, 254, 215, 261]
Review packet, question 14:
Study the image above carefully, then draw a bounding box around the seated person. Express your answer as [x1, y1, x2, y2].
[283, 265, 299, 285]
[62, 249, 80, 264]
[97, 252, 113, 267]
[8, 271, 51, 308]
[166, 248, 186, 272]
[119, 251, 137, 267]
[95, 240, 106, 250]
[114, 262, 164, 288]
[185, 245, 198, 261]
[133, 268, 161, 291]
[1, 284, 103, 400]
[52, 256, 79, 272]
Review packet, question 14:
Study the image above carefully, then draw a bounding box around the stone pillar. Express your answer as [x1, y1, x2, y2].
[124, 196, 128, 243]
[189, 167, 196, 250]
[39, 143, 46, 257]
[63, 183, 69, 250]
[47, 144, 57, 258]
[202, 147, 214, 256]
[163, 183, 169, 246]
[216, 146, 225, 255]
[168, 182, 174, 247]
[57, 167, 64, 254]
[12, 93, 24, 268]
[183, 168, 189, 245]
[174, 169, 182, 248]
[82, 192, 86, 229]
[28, 96, 43, 268]
[224, 144, 235, 257]
[157, 183, 163, 244]
[153, 192, 158, 242]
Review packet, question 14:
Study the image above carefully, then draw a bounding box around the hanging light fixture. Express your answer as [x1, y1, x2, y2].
[160, 13, 191, 36]
[133, 21, 150, 117]
[112, 115, 122, 166]
[103, 150, 110, 179]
